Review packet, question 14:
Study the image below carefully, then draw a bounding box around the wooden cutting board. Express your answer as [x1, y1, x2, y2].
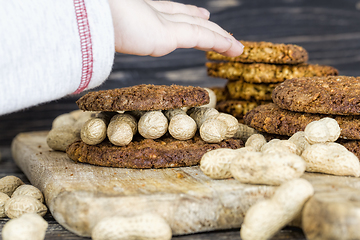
[11, 131, 360, 239]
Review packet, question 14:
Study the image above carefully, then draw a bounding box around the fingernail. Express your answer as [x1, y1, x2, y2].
[199, 7, 210, 18]
[237, 40, 244, 48]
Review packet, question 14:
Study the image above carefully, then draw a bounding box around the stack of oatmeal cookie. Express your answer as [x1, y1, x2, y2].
[206, 41, 338, 121]
[244, 76, 360, 159]
[64, 84, 244, 169]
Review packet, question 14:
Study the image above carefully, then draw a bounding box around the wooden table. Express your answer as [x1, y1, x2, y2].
[1, 0, 360, 239]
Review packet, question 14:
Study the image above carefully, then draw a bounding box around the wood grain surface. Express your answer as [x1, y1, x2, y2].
[1, 0, 360, 239]
[10, 131, 360, 240]
[11, 131, 276, 237]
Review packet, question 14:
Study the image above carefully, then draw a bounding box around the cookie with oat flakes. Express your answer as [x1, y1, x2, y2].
[272, 76, 360, 115]
[77, 84, 209, 112]
[206, 41, 308, 64]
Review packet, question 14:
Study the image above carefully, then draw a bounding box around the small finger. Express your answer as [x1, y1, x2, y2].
[221, 39, 245, 57]
[161, 12, 230, 39]
[161, 12, 243, 55]
[145, 0, 210, 19]
[194, 36, 244, 57]
[171, 21, 244, 56]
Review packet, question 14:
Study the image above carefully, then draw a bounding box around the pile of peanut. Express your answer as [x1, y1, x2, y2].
[45, 88, 360, 239]
[0, 176, 48, 240]
[47, 88, 244, 151]
[200, 117, 360, 240]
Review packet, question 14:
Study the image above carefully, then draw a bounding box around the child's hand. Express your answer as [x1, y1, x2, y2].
[108, 0, 244, 57]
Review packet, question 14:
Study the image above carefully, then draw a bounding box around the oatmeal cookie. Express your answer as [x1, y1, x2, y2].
[206, 62, 338, 83]
[209, 86, 230, 103]
[244, 103, 360, 140]
[272, 76, 360, 115]
[77, 84, 209, 112]
[227, 80, 279, 101]
[216, 100, 270, 119]
[206, 41, 308, 64]
[66, 135, 244, 168]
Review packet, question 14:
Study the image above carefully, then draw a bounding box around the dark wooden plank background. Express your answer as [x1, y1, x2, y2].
[1, 0, 360, 238]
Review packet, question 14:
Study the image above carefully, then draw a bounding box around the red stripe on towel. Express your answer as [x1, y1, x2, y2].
[73, 0, 93, 94]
